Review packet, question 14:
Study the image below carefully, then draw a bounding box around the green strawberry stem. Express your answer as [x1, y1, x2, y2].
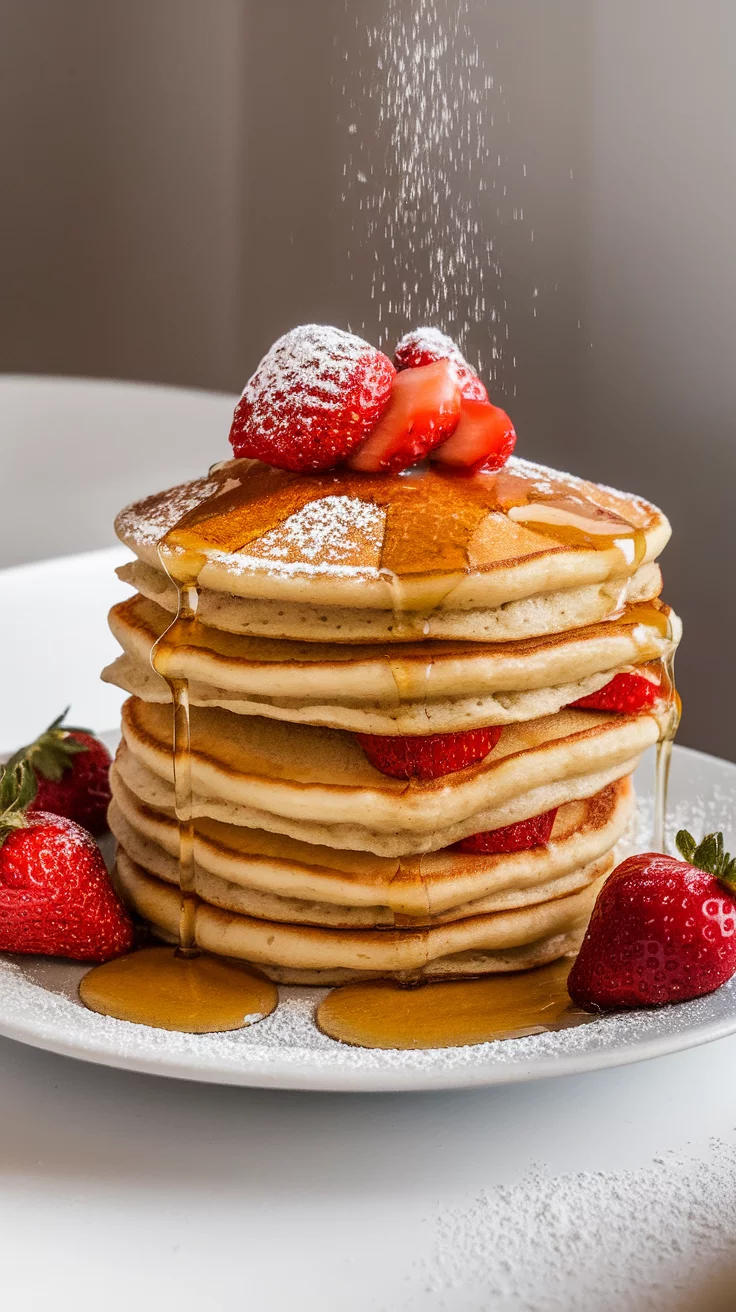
[0, 760, 38, 849]
[676, 829, 736, 892]
[6, 707, 90, 783]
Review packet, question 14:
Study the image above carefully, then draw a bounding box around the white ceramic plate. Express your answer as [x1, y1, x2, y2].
[1, 549, 735, 1092]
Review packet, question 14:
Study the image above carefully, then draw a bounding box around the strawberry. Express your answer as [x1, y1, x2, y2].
[570, 670, 661, 715]
[8, 709, 112, 835]
[430, 397, 516, 471]
[393, 327, 488, 401]
[0, 761, 134, 961]
[568, 830, 736, 1012]
[457, 808, 558, 855]
[229, 324, 395, 472]
[347, 360, 462, 473]
[356, 725, 502, 780]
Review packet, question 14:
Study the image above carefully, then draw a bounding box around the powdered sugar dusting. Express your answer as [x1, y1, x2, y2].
[240, 325, 381, 406]
[115, 472, 226, 552]
[417, 1143, 736, 1310]
[245, 496, 385, 571]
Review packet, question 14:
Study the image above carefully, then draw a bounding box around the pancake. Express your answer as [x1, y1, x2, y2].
[103, 649, 634, 734]
[103, 594, 678, 738]
[116, 695, 655, 853]
[115, 845, 606, 983]
[108, 769, 634, 920]
[117, 556, 663, 645]
[115, 456, 671, 615]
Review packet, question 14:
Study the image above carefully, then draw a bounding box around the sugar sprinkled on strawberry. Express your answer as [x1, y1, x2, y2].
[457, 808, 558, 855]
[393, 326, 488, 401]
[570, 669, 661, 715]
[229, 324, 395, 472]
[8, 709, 112, 836]
[356, 725, 502, 780]
[568, 830, 736, 1012]
[0, 761, 134, 962]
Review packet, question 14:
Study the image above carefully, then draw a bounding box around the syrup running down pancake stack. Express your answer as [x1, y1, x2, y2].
[102, 325, 681, 985]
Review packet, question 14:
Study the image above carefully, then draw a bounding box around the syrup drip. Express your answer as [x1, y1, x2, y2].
[80, 540, 278, 1032]
[654, 643, 681, 853]
[316, 957, 590, 1050]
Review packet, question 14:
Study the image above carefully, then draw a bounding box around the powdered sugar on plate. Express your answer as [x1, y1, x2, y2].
[416, 1141, 736, 1310]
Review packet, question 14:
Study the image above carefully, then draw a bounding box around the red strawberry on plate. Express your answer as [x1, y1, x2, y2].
[457, 808, 558, 855]
[0, 761, 135, 961]
[393, 326, 488, 401]
[430, 398, 516, 471]
[568, 830, 736, 1012]
[569, 670, 661, 715]
[347, 359, 462, 473]
[229, 324, 395, 472]
[356, 725, 502, 780]
[7, 708, 112, 835]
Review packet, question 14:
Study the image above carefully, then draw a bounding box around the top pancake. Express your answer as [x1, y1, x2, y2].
[116, 455, 671, 614]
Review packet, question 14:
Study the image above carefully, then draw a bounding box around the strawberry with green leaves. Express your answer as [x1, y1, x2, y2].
[0, 760, 134, 962]
[568, 830, 736, 1011]
[8, 709, 112, 835]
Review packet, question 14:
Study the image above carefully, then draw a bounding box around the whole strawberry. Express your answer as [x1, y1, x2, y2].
[568, 830, 736, 1012]
[0, 761, 134, 961]
[229, 324, 395, 472]
[8, 709, 112, 835]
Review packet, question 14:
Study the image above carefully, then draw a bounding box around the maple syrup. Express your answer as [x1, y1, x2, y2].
[79, 945, 278, 1033]
[316, 957, 590, 1050]
[80, 532, 279, 1032]
[159, 459, 649, 589]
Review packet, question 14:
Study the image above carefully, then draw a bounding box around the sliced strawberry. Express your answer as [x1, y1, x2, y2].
[570, 670, 661, 714]
[229, 324, 395, 472]
[430, 398, 516, 471]
[356, 725, 502, 780]
[457, 808, 558, 855]
[394, 327, 488, 401]
[347, 360, 462, 474]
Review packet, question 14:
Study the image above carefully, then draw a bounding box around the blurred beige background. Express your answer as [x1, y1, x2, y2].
[1, 0, 733, 757]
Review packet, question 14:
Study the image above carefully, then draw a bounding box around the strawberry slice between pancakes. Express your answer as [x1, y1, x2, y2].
[229, 324, 395, 472]
[347, 359, 462, 473]
[570, 669, 661, 714]
[457, 809, 558, 855]
[356, 726, 502, 780]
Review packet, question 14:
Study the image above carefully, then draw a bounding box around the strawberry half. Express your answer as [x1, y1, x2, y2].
[568, 830, 736, 1012]
[229, 325, 395, 472]
[430, 398, 516, 471]
[8, 708, 112, 835]
[457, 808, 558, 855]
[347, 360, 462, 473]
[393, 326, 488, 401]
[356, 726, 502, 780]
[0, 761, 134, 961]
[570, 670, 661, 715]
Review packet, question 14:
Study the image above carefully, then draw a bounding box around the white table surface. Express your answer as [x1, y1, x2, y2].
[2, 378, 735, 1311]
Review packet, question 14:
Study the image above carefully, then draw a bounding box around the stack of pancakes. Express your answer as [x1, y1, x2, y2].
[103, 456, 680, 983]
